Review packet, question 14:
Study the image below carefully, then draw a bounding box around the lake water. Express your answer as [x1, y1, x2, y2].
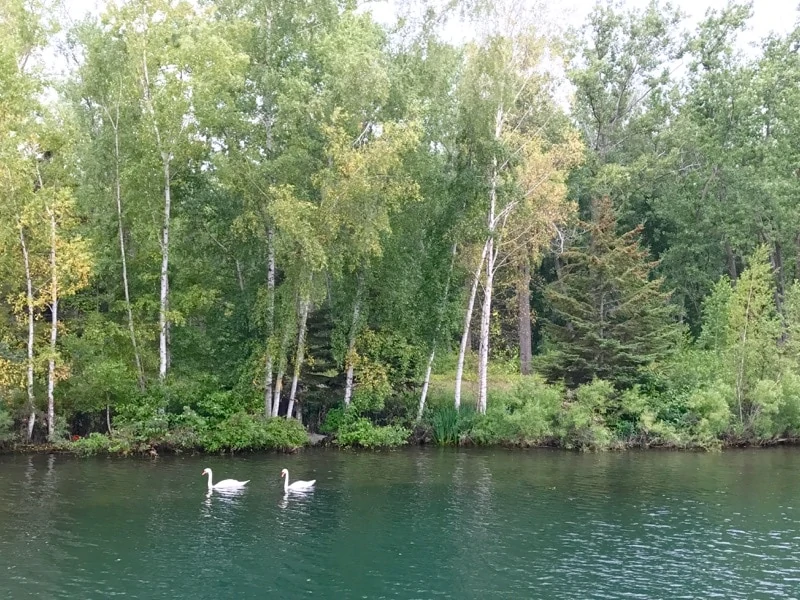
[1, 448, 799, 599]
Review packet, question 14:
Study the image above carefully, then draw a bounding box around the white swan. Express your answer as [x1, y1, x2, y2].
[202, 468, 250, 491]
[281, 468, 315, 492]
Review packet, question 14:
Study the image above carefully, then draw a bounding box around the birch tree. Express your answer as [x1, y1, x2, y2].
[86, 0, 247, 384]
[0, 0, 50, 438]
[453, 8, 583, 412]
[317, 116, 421, 407]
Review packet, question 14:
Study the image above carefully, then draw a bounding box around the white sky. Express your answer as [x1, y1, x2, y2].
[51, 0, 800, 80]
[61, 0, 799, 39]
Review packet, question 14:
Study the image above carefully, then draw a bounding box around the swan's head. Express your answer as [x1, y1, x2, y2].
[280, 468, 287, 478]
[202, 468, 210, 476]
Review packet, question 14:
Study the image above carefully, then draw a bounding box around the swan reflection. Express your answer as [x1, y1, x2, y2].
[279, 489, 314, 509]
[203, 486, 247, 508]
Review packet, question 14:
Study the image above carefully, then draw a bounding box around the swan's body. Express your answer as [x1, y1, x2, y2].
[202, 468, 249, 491]
[281, 468, 315, 492]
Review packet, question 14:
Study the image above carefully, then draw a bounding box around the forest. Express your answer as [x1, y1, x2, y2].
[2, 0, 800, 453]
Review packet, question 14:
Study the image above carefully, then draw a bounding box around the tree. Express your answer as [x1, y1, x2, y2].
[543, 197, 679, 388]
[0, 0, 51, 439]
[698, 245, 782, 431]
[451, 7, 583, 412]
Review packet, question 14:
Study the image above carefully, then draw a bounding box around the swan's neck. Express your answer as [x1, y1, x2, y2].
[206, 471, 213, 490]
[283, 472, 289, 492]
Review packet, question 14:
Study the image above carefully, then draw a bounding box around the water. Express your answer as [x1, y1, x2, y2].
[1, 448, 800, 599]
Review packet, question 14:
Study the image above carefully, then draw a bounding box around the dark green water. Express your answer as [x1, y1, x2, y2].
[2, 448, 800, 599]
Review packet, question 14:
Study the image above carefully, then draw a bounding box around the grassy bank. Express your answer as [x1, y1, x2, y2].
[6, 358, 800, 455]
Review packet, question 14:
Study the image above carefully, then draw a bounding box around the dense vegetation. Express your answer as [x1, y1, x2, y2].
[2, 0, 800, 453]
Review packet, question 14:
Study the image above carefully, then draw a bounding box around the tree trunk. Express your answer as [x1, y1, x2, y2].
[455, 239, 490, 409]
[343, 274, 364, 407]
[477, 138, 502, 415]
[477, 238, 496, 414]
[47, 208, 58, 440]
[142, 48, 171, 385]
[418, 350, 435, 421]
[518, 256, 532, 375]
[19, 226, 36, 441]
[271, 326, 292, 417]
[264, 228, 275, 416]
[286, 296, 310, 421]
[111, 113, 145, 391]
[158, 155, 171, 383]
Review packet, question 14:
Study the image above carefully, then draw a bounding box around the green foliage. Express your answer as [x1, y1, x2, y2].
[0, 407, 14, 443]
[5, 0, 800, 455]
[327, 406, 410, 448]
[430, 405, 460, 445]
[202, 413, 308, 453]
[542, 198, 680, 389]
[555, 380, 615, 450]
[335, 417, 410, 448]
[68, 431, 137, 456]
[320, 406, 346, 435]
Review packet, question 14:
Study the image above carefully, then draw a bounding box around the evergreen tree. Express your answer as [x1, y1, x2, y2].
[542, 197, 679, 388]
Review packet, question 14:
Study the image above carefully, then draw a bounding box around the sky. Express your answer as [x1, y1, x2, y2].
[61, 0, 800, 38]
[51, 0, 800, 79]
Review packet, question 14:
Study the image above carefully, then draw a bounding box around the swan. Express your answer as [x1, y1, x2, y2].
[202, 468, 250, 491]
[281, 468, 315, 492]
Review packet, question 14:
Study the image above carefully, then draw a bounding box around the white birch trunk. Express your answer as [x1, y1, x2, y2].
[454, 239, 490, 409]
[477, 238, 496, 414]
[286, 296, 310, 421]
[264, 228, 275, 416]
[110, 109, 145, 390]
[19, 226, 36, 441]
[271, 326, 292, 417]
[343, 276, 363, 407]
[158, 155, 171, 383]
[417, 350, 435, 421]
[476, 109, 504, 415]
[47, 207, 58, 440]
[141, 48, 171, 385]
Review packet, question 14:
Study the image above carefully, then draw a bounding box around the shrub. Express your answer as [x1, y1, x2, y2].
[69, 432, 134, 456]
[201, 413, 307, 452]
[114, 401, 169, 445]
[0, 406, 14, 444]
[685, 381, 732, 446]
[777, 372, 800, 434]
[556, 379, 615, 450]
[320, 407, 346, 434]
[335, 416, 409, 448]
[469, 404, 518, 445]
[750, 379, 783, 438]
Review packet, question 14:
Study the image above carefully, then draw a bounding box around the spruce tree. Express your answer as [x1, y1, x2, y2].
[543, 197, 679, 388]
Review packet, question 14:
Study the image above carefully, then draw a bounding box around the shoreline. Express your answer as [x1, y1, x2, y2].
[4, 435, 800, 457]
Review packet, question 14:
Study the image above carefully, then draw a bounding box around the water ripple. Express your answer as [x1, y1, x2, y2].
[2, 449, 800, 598]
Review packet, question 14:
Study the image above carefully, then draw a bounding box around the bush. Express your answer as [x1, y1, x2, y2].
[335, 416, 409, 448]
[69, 432, 133, 456]
[320, 406, 346, 434]
[201, 413, 308, 452]
[556, 380, 615, 450]
[685, 381, 732, 446]
[114, 401, 170, 445]
[0, 406, 14, 444]
[777, 372, 800, 434]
